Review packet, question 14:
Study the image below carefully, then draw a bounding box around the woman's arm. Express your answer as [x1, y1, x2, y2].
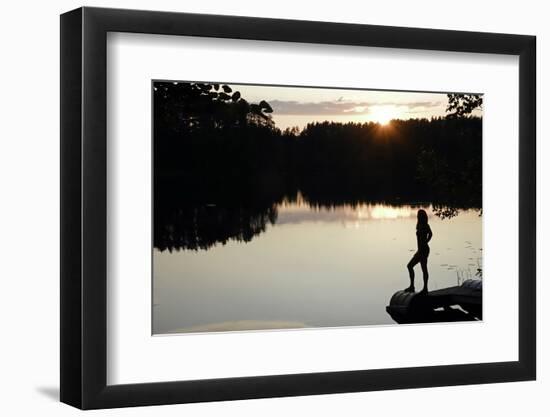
[427, 225, 433, 243]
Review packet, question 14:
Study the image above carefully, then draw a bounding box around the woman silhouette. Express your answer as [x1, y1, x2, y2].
[406, 209, 433, 293]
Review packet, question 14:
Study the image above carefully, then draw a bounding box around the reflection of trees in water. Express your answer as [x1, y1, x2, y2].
[154, 188, 478, 252]
[431, 204, 481, 220]
[154, 177, 288, 252]
[155, 203, 278, 252]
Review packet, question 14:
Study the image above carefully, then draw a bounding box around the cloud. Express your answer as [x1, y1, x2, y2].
[269, 99, 442, 115]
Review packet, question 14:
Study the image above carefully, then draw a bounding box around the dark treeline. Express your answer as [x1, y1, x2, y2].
[154, 82, 482, 251]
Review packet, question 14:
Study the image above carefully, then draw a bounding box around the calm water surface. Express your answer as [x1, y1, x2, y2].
[153, 201, 482, 334]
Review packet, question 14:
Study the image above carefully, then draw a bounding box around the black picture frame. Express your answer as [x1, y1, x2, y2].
[60, 6, 536, 410]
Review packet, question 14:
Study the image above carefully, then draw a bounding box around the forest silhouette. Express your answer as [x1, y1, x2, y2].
[154, 82, 482, 251]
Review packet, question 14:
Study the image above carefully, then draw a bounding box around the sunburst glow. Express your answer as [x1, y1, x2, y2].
[369, 105, 400, 125]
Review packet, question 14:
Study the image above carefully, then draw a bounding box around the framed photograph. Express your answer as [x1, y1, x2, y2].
[60, 7, 536, 409]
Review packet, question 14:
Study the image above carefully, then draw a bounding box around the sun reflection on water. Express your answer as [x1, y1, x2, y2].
[276, 196, 428, 227]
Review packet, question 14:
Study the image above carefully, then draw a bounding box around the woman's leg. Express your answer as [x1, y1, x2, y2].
[420, 257, 429, 292]
[406, 253, 420, 291]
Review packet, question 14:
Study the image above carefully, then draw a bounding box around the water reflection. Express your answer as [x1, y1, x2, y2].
[153, 197, 482, 334]
[277, 198, 421, 225]
[154, 189, 476, 253]
[154, 203, 278, 252]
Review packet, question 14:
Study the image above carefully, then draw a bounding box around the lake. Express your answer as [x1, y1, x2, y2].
[153, 199, 482, 334]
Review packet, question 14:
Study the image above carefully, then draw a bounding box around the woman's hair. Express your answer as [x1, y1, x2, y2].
[417, 209, 428, 227]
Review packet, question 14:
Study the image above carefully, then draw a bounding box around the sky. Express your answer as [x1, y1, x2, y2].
[229, 83, 474, 130]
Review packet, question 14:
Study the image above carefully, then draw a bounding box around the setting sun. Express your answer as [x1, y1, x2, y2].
[369, 105, 399, 125]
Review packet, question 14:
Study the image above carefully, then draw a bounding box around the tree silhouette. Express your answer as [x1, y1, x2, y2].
[446, 93, 483, 118]
[154, 81, 275, 133]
